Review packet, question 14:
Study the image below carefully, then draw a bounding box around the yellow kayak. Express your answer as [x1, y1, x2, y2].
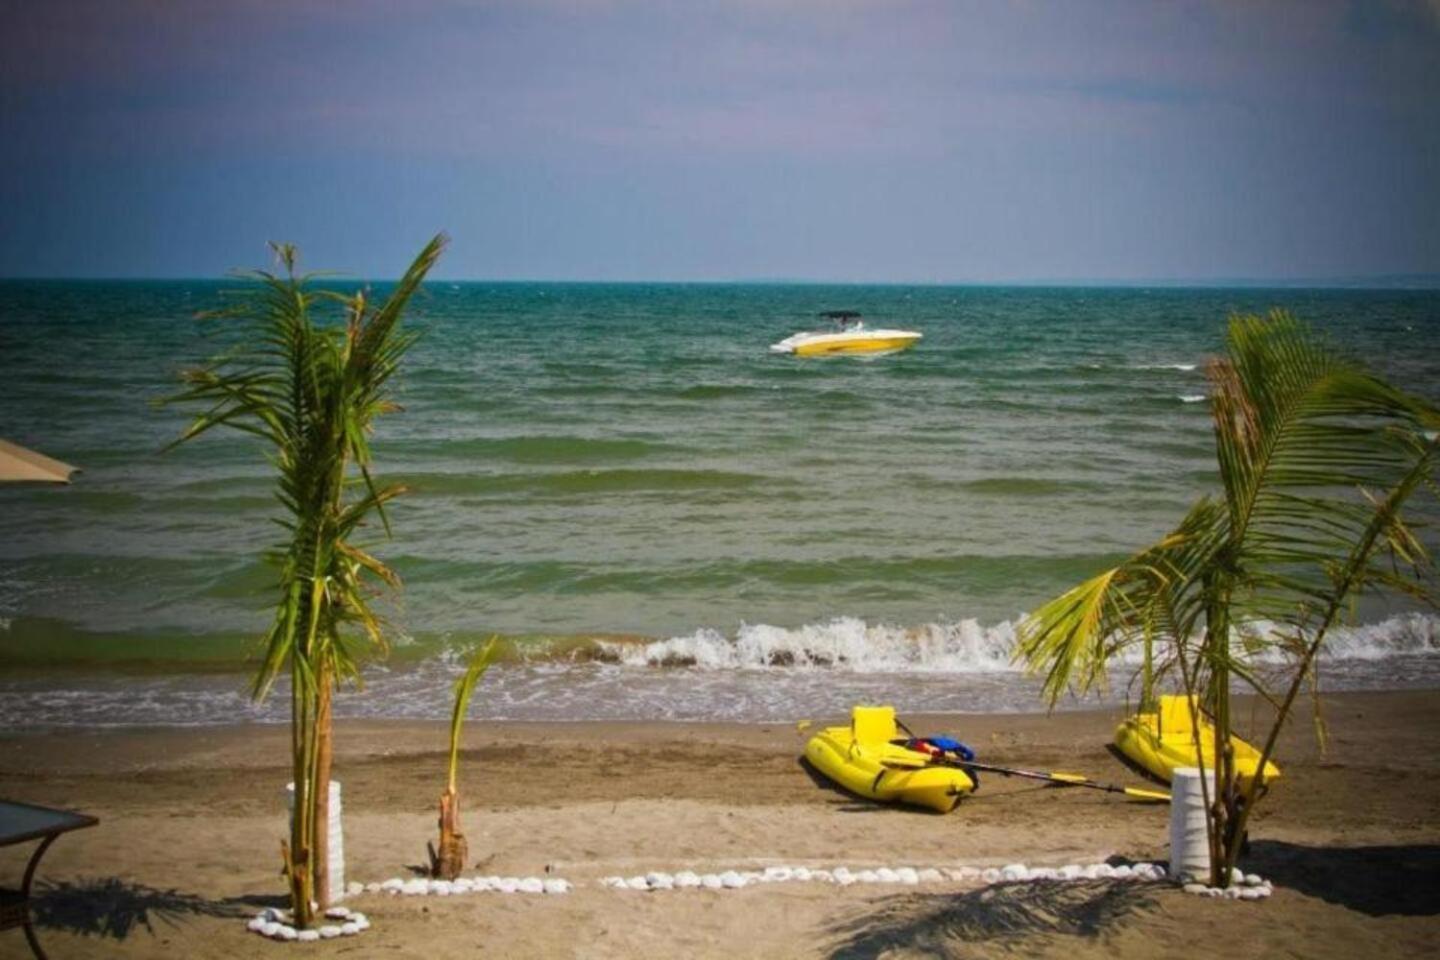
[1115, 695, 1281, 790]
[804, 706, 975, 813]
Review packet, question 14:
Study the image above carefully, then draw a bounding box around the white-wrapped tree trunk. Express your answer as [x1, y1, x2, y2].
[286, 781, 344, 903]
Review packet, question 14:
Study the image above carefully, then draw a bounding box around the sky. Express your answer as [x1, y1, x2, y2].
[1, 0, 1437, 282]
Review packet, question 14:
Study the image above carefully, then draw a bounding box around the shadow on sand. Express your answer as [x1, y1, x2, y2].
[826, 879, 1156, 960]
[29, 877, 250, 942]
[1246, 840, 1440, 917]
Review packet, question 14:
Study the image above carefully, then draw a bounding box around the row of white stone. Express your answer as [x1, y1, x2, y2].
[359, 875, 574, 897]
[247, 861, 1276, 941]
[600, 861, 1169, 891]
[598, 861, 1274, 900]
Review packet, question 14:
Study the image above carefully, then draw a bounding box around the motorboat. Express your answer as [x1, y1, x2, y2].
[769, 311, 922, 356]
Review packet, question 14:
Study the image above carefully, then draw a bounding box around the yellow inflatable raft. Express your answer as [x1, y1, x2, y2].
[1115, 694, 1281, 789]
[804, 705, 976, 813]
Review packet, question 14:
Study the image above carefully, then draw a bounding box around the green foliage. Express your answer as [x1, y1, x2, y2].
[448, 638, 500, 794]
[165, 234, 446, 923]
[1016, 310, 1438, 885]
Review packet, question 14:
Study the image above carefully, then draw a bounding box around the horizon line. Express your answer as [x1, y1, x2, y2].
[1, 274, 1439, 290]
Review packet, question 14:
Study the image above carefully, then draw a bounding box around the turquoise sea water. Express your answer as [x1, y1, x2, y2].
[2, 282, 1438, 725]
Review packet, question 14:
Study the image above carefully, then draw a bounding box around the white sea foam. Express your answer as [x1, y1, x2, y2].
[2, 613, 1436, 728]
[1178, 394, 1207, 403]
[600, 617, 1020, 673]
[1135, 363, 1198, 372]
[594, 612, 1438, 674]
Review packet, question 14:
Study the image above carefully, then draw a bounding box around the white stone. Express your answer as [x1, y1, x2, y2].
[720, 871, 746, 889]
[261, 908, 284, 922]
[742, 871, 763, 884]
[856, 870, 880, 884]
[352, 914, 369, 929]
[811, 869, 833, 883]
[1238, 887, 1263, 901]
[701, 874, 723, 889]
[326, 906, 352, 920]
[259, 922, 281, 938]
[1111, 865, 1134, 879]
[518, 878, 545, 894]
[875, 868, 900, 883]
[949, 866, 980, 881]
[896, 867, 920, 885]
[917, 868, 943, 884]
[1255, 885, 1272, 898]
[496, 877, 520, 893]
[364, 882, 381, 894]
[1030, 867, 1059, 881]
[246, 917, 266, 933]
[764, 867, 793, 883]
[472, 877, 496, 891]
[1204, 887, 1223, 898]
[542, 879, 571, 894]
[297, 930, 320, 942]
[319, 924, 342, 939]
[1230, 867, 1246, 885]
[430, 880, 452, 896]
[1221, 886, 1242, 900]
[625, 876, 649, 891]
[401, 879, 427, 896]
[980, 868, 1001, 884]
[1182, 883, 1208, 895]
[277, 925, 298, 941]
[1056, 865, 1083, 880]
[1000, 864, 1029, 882]
[832, 867, 853, 883]
[793, 868, 813, 883]
[451, 878, 473, 893]
[644, 873, 673, 891]
[675, 872, 701, 888]
[381, 878, 404, 892]
[345, 882, 363, 897]
[1244, 873, 1263, 887]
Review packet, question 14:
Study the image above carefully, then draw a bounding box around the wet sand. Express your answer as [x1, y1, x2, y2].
[1, 690, 1436, 958]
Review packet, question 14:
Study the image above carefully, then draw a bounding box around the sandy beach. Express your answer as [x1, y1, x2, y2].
[1, 689, 1436, 958]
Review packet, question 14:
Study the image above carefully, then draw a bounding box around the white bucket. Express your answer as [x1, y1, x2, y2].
[285, 780, 345, 903]
[1168, 767, 1212, 878]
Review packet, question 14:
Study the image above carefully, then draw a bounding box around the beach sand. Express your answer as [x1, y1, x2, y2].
[1, 689, 1436, 958]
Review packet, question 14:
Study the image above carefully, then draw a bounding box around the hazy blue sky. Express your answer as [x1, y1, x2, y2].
[2, 0, 1437, 281]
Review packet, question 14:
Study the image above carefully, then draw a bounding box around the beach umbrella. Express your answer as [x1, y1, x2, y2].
[0, 437, 77, 483]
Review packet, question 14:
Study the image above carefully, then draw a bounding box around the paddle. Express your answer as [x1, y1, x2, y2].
[882, 751, 1170, 803]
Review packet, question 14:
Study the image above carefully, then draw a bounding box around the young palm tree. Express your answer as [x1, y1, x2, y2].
[167, 234, 446, 926]
[1017, 311, 1438, 887]
[430, 638, 499, 880]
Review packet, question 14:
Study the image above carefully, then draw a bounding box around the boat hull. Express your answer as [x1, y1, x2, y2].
[792, 334, 921, 356]
[771, 329, 923, 356]
[1114, 714, 1281, 790]
[804, 725, 974, 813]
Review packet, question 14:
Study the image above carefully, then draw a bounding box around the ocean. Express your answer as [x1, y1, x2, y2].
[2, 281, 1438, 728]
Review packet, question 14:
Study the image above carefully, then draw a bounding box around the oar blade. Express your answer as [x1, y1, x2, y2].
[1124, 786, 1172, 802]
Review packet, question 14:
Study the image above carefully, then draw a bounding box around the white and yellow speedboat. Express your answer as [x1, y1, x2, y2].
[770, 311, 922, 357]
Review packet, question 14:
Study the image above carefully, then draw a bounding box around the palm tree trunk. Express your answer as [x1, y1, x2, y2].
[314, 662, 334, 908]
[289, 654, 315, 928]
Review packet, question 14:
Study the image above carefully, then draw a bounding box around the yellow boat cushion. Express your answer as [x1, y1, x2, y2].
[1158, 694, 1196, 736]
[852, 705, 897, 745]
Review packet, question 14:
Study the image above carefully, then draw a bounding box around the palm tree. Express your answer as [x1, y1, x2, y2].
[430, 638, 499, 880]
[167, 234, 446, 926]
[1017, 311, 1437, 887]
